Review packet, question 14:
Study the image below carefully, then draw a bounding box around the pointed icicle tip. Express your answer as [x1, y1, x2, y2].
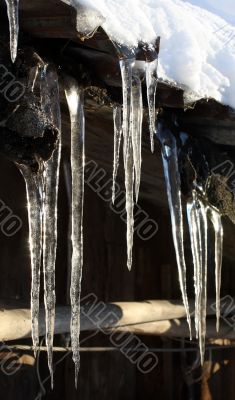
[208, 207, 223, 333]
[64, 76, 85, 386]
[119, 58, 135, 272]
[5, 0, 20, 63]
[74, 361, 80, 389]
[158, 124, 192, 338]
[40, 65, 62, 384]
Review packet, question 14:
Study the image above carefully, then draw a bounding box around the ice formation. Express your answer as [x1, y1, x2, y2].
[119, 58, 133, 271]
[3, 0, 230, 383]
[209, 207, 223, 332]
[61, 0, 235, 109]
[112, 106, 122, 204]
[187, 192, 223, 363]
[4, 0, 19, 62]
[112, 55, 158, 271]
[192, 195, 208, 365]
[118, 58, 145, 270]
[19, 166, 43, 356]
[146, 60, 158, 152]
[18, 64, 61, 386]
[158, 124, 192, 337]
[131, 67, 143, 201]
[5, 0, 19, 62]
[158, 126, 224, 364]
[4, 0, 235, 107]
[65, 78, 85, 387]
[40, 65, 62, 386]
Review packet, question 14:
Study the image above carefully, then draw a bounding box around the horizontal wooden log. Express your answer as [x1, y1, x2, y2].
[0, 299, 232, 341]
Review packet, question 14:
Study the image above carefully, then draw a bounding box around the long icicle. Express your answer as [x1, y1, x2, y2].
[119, 58, 135, 271]
[146, 60, 158, 153]
[65, 78, 85, 387]
[40, 65, 62, 387]
[186, 196, 200, 340]
[197, 197, 208, 364]
[209, 207, 223, 332]
[131, 70, 143, 202]
[158, 124, 191, 337]
[5, 0, 19, 62]
[188, 190, 211, 363]
[112, 105, 122, 204]
[19, 165, 43, 356]
[187, 190, 205, 338]
[124, 132, 134, 271]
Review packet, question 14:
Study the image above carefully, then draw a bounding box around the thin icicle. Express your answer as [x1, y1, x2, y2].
[209, 207, 223, 332]
[119, 58, 143, 270]
[5, 0, 19, 62]
[27, 66, 40, 93]
[187, 190, 203, 342]
[187, 197, 200, 339]
[65, 78, 85, 387]
[158, 124, 191, 337]
[40, 66, 62, 387]
[124, 137, 134, 271]
[19, 165, 43, 356]
[119, 58, 135, 271]
[112, 105, 122, 204]
[187, 190, 208, 364]
[27, 54, 44, 93]
[146, 60, 158, 153]
[119, 58, 134, 166]
[131, 70, 143, 201]
[196, 197, 208, 365]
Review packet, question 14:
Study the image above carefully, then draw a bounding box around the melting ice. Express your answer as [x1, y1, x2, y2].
[112, 105, 122, 204]
[19, 165, 43, 356]
[158, 124, 192, 337]
[146, 60, 158, 152]
[118, 58, 145, 271]
[5, 0, 19, 62]
[40, 65, 62, 387]
[65, 77, 85, 387]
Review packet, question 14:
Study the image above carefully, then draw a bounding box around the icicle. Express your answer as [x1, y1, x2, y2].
[112, 105, 122, 204]
[124, 135, 134, 271]
[119, 58, 134, 166]
[209, 207, 223, 332]
[5, 0, 19, 62]
[27, 66, 40, 93]
[196, 197, 208, 365]
[119, 58, 135, 271]
[131, 70, 143, 201]
[65, 78, 85, 387]
[19, 165, 43, 356]
[119, 58, 143, 270]
[40, 66, 62, 387]
[26, 54, 44, 93]
[158, 124, 191, 337]
[146, 60, 158, 152]
[187, 193, 202, 340]
[187, 190, 208, 364]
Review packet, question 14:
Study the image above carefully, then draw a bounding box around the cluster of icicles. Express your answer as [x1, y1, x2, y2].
[4, 0, 224, 385]
[113, 58, 158, 270]
[158, 126, 223, 363]
[19, 64, 85, 388]
[114, 60, 223, 365]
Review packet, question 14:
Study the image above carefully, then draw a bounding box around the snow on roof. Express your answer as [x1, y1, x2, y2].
[63, 0, 235, 109]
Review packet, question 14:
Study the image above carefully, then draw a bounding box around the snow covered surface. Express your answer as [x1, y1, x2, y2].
[64, 0, 235, 109]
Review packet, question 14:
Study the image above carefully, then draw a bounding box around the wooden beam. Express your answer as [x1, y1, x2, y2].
[0, 299, 231, 341]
